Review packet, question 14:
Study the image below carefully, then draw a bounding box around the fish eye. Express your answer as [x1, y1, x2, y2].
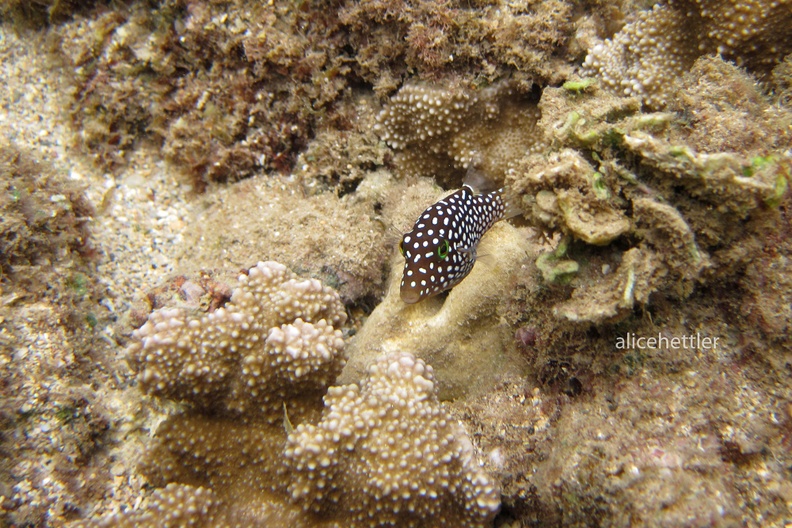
[399, 240, 405, 257]
[437, 239, 450, 260]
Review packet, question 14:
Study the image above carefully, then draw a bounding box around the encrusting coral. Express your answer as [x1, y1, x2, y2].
[285, 351, 501, 528]
[112, 261, 500, 527]
[582, 0, 792, 108]
[375, 82, 542, 187]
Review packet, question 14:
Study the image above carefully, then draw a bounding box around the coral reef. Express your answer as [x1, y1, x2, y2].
[375, 81, 542, 187]
[54, 0, 580, 185]
[57, 1, 358, 182]
[508, 56, 791, 323]
[341, 0, 576, 93]
[293, 124, 388, 196]
[473, 52, 792, 525]
[4, 1, 792, 527]
[131, 414, 301, 527]
[116, 261, 499, 527]
[121, 260, 348, 526]
[341, 216, 538, 400]
[285, 351, 500, 527]
[582, 0, 792, 108]
[128, 261, 347, 422]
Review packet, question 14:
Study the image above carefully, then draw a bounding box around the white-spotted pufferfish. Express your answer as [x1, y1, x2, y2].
[399, 185, 518, 303]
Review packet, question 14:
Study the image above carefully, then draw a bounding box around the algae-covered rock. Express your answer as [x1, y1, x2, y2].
[0, 145, 93, 276]
[340, 221, 538, 400]
[518, 149, 630, 246]
[174, 174, 388, 305]
[535, 236, 579, 284]
[507, 56, 792, 323]
[553, 246, 657, 323]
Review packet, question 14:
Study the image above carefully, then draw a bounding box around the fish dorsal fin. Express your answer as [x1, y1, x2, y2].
[462, 153, 523, 220]
[462, 152, 498, 193]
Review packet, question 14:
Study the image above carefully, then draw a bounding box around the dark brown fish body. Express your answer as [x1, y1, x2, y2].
[399, 185, 510, 303]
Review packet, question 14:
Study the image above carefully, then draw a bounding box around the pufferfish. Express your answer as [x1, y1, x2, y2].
[399, 185, 518, 303]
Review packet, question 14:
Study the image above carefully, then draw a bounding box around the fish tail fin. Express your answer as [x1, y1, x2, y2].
[498, 186, 523, 221]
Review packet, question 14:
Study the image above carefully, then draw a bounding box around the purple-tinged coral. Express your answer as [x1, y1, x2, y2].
[121, 263, 502, 526]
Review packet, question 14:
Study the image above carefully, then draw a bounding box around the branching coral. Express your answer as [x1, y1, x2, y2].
[285, 351, 501, 528]
[118, 261, 350, 526]
[128, 261, 347, 422]
[117, 261, 500, 527]
[582, 0, 792, 108]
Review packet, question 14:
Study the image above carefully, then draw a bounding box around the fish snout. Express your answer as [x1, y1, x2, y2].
[400, 286, 422, 304]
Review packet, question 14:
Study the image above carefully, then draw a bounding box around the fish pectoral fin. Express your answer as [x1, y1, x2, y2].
[475, 252, 494, 265]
